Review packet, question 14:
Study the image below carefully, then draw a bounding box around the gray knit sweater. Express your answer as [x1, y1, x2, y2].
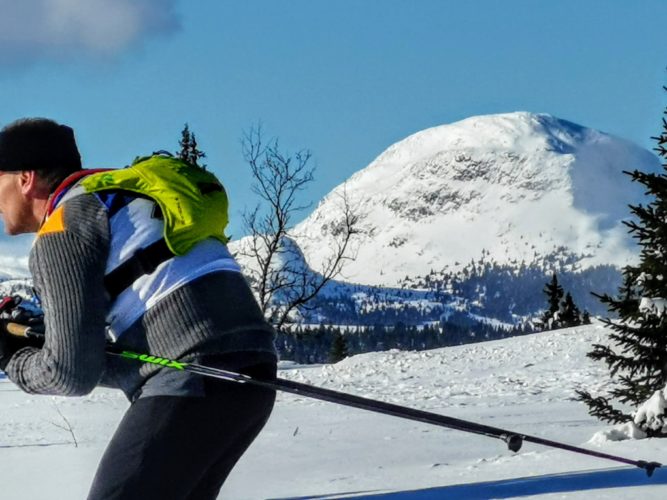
[5, 194, 277, 401]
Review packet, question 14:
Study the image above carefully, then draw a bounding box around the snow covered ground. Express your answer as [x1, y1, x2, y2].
[2, 321, 667, 499]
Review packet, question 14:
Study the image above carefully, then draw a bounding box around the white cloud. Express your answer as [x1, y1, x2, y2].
[0, 0, 180, 64]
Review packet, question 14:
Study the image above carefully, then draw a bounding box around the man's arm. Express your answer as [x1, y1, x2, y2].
[4, 194, 110, 396]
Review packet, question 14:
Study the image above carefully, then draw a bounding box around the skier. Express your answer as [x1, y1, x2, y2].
[0, 118, 278, 499]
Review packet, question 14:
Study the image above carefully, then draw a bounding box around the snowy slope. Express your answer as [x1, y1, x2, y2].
[2, 322, 667, 499]
[291, 112, 660, 286]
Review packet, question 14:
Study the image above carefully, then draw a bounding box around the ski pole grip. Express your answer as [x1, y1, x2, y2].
[5, 322, 31, 338]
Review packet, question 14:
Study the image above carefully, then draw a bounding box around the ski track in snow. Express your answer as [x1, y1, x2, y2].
[2, 322, 667, 499]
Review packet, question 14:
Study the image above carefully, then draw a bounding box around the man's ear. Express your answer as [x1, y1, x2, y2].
[18, 171, 46, 197]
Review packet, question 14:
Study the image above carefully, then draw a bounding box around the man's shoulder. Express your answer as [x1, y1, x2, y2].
[53, 193, 107, 229]
[34, 192, 110, 248]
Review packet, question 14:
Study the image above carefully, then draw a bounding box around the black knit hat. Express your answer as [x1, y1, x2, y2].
[0, 118, 82, 173]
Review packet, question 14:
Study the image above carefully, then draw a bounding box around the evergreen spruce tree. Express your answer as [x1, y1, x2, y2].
[178, 123, 207, 168]
[577, 90, 667, 432]
[581, 310, 592, 325]
[329, 330, 349, 363]
[559, 292, 582, 328]
[542, 273, 564, 330]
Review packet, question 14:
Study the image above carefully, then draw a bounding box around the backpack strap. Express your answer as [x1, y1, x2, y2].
[47, 169, 112, 216]
[103, 238, 173, 300]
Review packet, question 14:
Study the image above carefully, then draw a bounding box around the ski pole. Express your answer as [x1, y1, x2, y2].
[5, 323, 662, 477]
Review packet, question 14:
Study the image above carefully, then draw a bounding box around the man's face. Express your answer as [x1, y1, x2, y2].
[0, 172, 34, 235]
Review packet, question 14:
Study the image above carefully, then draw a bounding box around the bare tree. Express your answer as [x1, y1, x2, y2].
[238, 125, 360, 332]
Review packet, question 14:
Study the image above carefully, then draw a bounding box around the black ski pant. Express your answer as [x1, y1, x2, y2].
[87, 364, 276, 500]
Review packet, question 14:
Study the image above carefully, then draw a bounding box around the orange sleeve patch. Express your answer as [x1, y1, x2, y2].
[38, 206, 66, 236]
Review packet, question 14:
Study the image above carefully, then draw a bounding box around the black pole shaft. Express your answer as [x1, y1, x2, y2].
[187, 361, 517, 441]
[174, 358, 661, 476]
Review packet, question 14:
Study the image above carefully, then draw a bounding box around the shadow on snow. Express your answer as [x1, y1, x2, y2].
[275, 466, 667, 499]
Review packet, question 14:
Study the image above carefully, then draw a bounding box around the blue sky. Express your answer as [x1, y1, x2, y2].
[0, 0, 665, 251]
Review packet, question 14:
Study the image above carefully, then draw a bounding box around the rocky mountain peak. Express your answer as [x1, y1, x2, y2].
[292, 112, 660, 286]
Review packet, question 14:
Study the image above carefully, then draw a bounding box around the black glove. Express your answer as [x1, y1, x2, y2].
[0, 321, 45, 371]
[1, 323, 24, 370]
[0, 295, 45, 370]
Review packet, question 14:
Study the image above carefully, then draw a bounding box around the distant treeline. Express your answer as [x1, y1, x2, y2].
[275, 320, 533, 364]
[301, 258, 621, 327]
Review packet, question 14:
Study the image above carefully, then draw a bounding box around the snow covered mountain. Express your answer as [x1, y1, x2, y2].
[292, 112, 660, 286]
